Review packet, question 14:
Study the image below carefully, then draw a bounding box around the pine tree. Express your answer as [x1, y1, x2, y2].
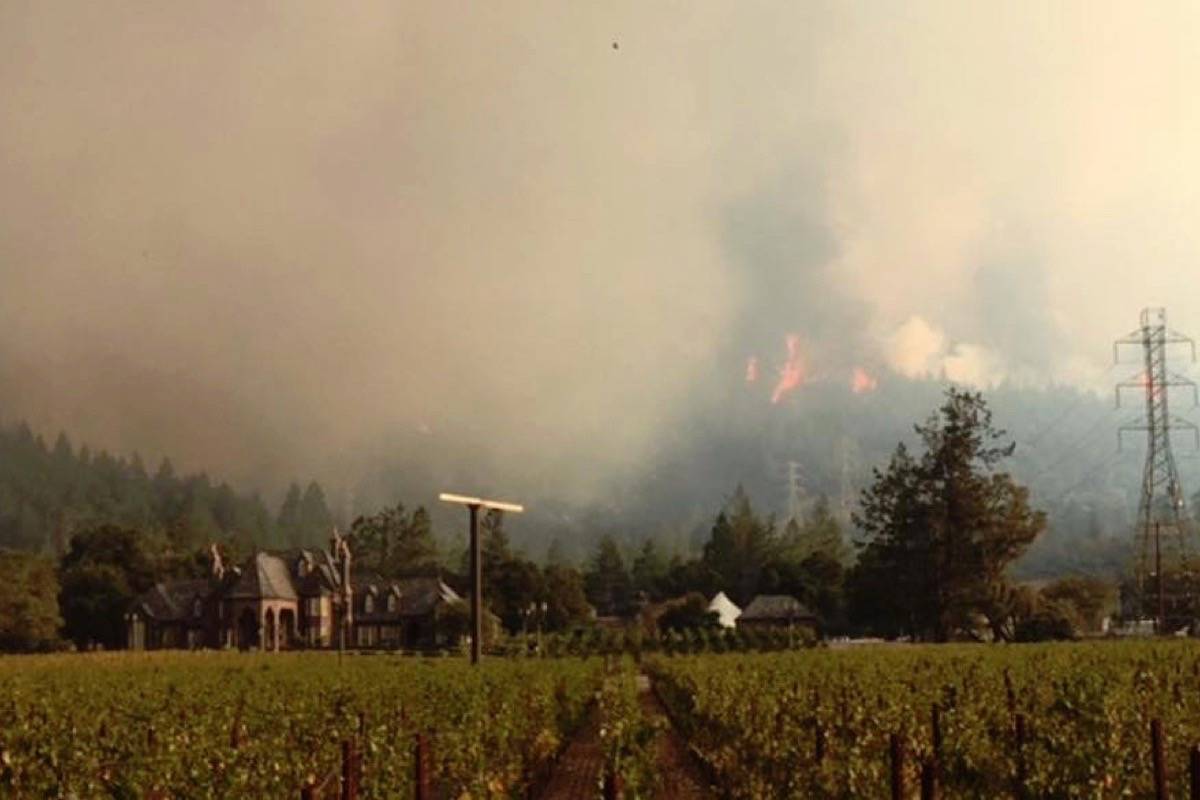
[298, 481, 333, 547]
[277, 482, 304, 547]
[584, 535, 632, 616]
[701, 486, 778, 605]
[849, 388, 1046, 641]
[631, 539, 669, 600]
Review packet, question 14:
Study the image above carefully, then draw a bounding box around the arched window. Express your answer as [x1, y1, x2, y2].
[387, 593, 397, 613]
[364, 595, 374, 613]
[193, 598, 203, 618]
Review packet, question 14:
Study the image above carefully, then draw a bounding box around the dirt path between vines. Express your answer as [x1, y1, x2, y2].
[538, 675, 715, 800]
[637, 674, 715, 800]
[538, 714, 605, 799]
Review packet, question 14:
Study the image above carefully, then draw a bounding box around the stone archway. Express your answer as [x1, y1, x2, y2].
[237, 608, 259, 651]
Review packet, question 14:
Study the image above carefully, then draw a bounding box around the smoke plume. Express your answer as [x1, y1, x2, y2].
[3, 3, 1200, 510]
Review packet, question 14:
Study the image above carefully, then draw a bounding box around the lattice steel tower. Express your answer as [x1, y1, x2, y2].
[784, 459, 808, 523]
[1115, 307, 1199, 606]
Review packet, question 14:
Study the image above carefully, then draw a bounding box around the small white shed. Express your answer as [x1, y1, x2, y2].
[708, 591, 742, 629]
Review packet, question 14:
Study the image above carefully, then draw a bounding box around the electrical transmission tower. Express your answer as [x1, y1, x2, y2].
[1115, 307, 1200, 618]
[837, 435, 861, 518]
[783, 459, 808, 523]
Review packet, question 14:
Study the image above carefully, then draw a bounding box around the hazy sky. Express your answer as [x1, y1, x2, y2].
[3, 3, 1200, 501]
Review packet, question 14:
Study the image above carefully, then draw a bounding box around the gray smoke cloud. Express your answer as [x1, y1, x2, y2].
[2, 3, 1200, 505]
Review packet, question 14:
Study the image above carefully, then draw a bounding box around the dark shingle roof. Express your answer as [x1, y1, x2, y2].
[226, 553, 298, 601]
[354, 576, 461, 621]
[135, 579, 213, 622]
[739, 594, 816, 621]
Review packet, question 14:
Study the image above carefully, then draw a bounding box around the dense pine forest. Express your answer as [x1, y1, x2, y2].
[0, 422, 334, 556]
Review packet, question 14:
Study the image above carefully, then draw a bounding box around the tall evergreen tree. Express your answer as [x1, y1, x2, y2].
[350, 502, 438, 577]
[277, 482, 304, 547]
[298, 481, 333, 547]
[584, 535, 632, 616]
[631, 538, 669, 601]
[849, 388, 1045, 641]
[701, 486, 778, 605]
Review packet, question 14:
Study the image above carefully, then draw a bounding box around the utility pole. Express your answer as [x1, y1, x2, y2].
[439, 493, 524, 665]
[1115, 307, 1200, 624]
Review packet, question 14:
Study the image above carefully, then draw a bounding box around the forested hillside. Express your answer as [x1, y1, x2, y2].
[0, 422, 333, 554]
[0, 369, 1183, 584]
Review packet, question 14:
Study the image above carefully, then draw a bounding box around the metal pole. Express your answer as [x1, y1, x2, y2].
[439, 493, 523, 666]
[469, 503, 482, 665]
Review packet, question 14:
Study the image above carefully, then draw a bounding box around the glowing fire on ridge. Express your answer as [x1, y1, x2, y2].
[745, 356, 759, 383]
[851, 366, 878, 394]
[771, 334, 805, 404]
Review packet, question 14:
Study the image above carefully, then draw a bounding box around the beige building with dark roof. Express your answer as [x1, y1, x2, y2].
[126, 533, 464, 651]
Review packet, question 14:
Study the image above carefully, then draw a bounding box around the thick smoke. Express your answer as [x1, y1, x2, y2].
[2, 3, 1200, 511]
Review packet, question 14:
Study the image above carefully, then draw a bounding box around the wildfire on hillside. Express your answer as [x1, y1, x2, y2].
[851, 366, 878, 394]
[771, 334, 806, 404]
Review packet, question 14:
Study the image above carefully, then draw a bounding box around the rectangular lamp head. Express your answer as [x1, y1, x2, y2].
[438, 492, 524, 513]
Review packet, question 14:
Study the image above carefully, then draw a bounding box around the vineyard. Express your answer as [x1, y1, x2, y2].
[0, 652, 601, 798]
[4, 643, 1200, 798]
[649, 641, 1200, 798]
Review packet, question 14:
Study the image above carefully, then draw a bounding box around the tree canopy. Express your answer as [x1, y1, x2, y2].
[0, 550, 63, 651]
[848, 388, 1046, 641]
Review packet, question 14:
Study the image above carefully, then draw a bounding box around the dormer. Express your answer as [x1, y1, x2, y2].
[361, 584, 379, 614]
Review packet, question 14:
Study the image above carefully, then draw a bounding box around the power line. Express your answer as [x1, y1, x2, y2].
[1025, 403, 1123, 485]
[1021, 363, 1119, 448]
[1051, 449, 1128, 501]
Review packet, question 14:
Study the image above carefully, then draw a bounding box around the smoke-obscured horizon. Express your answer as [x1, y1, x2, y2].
[4, 3, 1200, 522]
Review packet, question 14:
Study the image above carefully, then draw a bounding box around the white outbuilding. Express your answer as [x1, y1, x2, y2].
[708, 591, 742, 629]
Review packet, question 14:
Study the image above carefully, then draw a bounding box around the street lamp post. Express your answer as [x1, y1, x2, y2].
[439, 493, 524, 665]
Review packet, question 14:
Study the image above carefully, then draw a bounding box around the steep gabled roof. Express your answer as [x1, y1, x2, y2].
[397, 576, 461, 615]
[354, 576, 462, 621]
[298, 563, 337, 596]
[135, 579, 213, 622]
[226, 552, 298, 601]
[708, 591, 742, 628]
[739, 594, 815, 622]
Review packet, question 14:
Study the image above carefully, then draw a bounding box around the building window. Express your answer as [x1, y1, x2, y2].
[193, 598, 203, 618]
[387, 594, 396, 613]
[307, 597, 322, 617]
[364, 595, 374, 614]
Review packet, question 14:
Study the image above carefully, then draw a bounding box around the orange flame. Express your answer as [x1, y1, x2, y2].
[745, 356, 759, 383]
[771, 335, 805, 404]
[851, 366, 878, 394]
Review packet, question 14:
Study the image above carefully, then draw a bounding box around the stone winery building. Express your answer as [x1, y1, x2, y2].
[125, 531, 465, 651]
